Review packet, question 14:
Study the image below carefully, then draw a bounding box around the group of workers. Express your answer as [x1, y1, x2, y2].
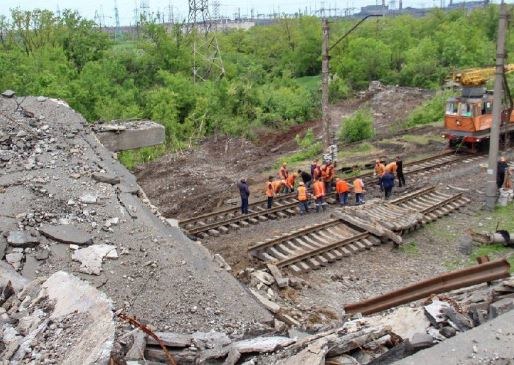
[262, 159, 368, 214]
[237, 156, 407, 215]
[373, 156, 405, 199]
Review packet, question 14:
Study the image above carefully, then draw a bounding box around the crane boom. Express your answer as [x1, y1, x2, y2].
[453, 64, 514, 87]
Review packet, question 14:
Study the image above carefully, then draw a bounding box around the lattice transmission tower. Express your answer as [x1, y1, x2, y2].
[187, 0, 225, 82]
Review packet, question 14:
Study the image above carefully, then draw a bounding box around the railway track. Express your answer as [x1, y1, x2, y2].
[247, 186, 470, 273]
[178, 152, 480, 238]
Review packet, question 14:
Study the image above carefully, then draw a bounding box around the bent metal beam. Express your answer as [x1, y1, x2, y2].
[345, 258, 511, 315]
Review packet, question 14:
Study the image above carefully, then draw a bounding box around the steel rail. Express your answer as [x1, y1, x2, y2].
[275, 231, 370, 268]
[344, 258, 510, 315]
[248, 218, 341, 254]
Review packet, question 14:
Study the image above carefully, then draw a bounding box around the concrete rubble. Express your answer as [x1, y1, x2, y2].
[93, 120, 165, 152]
[0, 95, 271, 333]
[0, 270, 115, 364]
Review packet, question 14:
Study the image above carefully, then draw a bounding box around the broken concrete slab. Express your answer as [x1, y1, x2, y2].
[42, 271, 115, 364]
[251, 270, 275, 286]
[409, 333, 434, 350]
[94, 121, 165, 152]
[267, 263, 289, 288]
[0, 261, 29, 291]
[367, 307, 430, 340]
[489, 297, 514, 319]
[71, 244, 118, 275]
[277, 338, 328, 365]
[39, 224, 93, 246]
[249, 289, 281, 313]
[232, 336, 295, 354]
[424, 300, 451, 325]
[2, 90, 15, 98]
[7, 231, 39, 248]
[6, 252, 24, 270]
[92, 172, 121, 185]
[126, 331, 146, 361]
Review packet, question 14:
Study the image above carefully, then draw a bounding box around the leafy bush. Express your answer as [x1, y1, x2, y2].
[338, 109, 375, 143]
[403, 91, 453, 128]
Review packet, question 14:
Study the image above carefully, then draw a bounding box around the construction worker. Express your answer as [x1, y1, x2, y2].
[310, 159, 319, 179]
[265, 176, 275, 209]
[353, 177, 365, 205]
[323, 161, 335, 193]
[312, 177, 326, 212]
[382, 172, 395, 199]
[285, 172, 297, 193]
[385, 161, 397, 174]
[271, 179, 284, 195]
[335, 177, 351, 205]
[497, 156, 509, 189]
[298, 169, 312, 188]
[396, 156, 405, 187]
[313, 161, 322, 181]
[374, 159, 385, 191]
[237, 178, 250, 214]
[278, 162, 289, 181]
[297, 181, 310, 214]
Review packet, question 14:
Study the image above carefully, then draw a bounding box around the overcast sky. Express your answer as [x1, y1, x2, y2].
[0, 0, 509, 26]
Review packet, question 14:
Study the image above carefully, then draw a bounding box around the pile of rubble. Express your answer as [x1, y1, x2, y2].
[0, 94, 271, 333]
[0, 266, 114, 364]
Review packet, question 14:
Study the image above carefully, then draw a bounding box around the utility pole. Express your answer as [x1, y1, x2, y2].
[322, 18, 330, 148]
[485, 1, 508, 210]
[321, 15, 382, 150]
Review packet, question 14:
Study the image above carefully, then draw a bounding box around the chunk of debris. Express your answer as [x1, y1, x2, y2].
[79, 193, 98, 204]
[92, 172, 121, 185]
[2, 90, 15, 98]
[40, 224, 93, 246]
[213, 253, 231, 271]
[6, 252, 24, 270]
[489, 297, 514, 319]
[267, 263, 289, 288]
[277, 338, 328, 365]
[232, 336, 295, 354]
[71, 244, 118, 275]
[409, 332, 434, 350]
[249, 289, 281, 313]
[7, 231, 39, 248]
[251, 270, 275, 286]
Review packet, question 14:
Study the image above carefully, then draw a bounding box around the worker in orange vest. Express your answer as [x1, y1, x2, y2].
[385, 161, 397, 174]
[285, 172, 297, 193]
[297, 181, 310, 214]
[313, 161, 322, 181]
[271, 179, 283, 195]
[353, 177, 365, 205]
[323, 161, 335, 193]
[265, 176, 275, 209]
[278, 162, 288, 181]
[312, 177, 326, 212]
[335, 177, 351, 205]
[374, 159, 385, 191]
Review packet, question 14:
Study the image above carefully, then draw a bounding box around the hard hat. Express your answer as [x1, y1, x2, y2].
[299, 182, 304, 186]
[282, 162, 287, 166]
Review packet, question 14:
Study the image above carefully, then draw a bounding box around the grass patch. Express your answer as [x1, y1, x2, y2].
[118, 144, 167, 170]
[295, 75, 321, 94]
[399, 241, 419, 255]
[401, 134, 445, 145]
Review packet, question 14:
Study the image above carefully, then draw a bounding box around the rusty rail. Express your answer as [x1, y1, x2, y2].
[344, 258, 510, 315]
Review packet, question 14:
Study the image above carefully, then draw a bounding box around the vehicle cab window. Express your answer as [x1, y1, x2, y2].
[458, 102, 473, 117]
[446, 102, 458, 115]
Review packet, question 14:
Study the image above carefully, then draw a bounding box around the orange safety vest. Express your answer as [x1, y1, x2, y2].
[265, 182, 275, 197]
[353, 178, 364, 193]
[385, 162, 397, 174]
[336, 180, 349, 193]
[297, 186, 308, 201]
[374, 163, 385, 176]
[325, 165, 335, 181]
[285, 174, 296, 188]
[271, 180, 283, 193]
[312, 180, 325, 198]
[279, 166, 288, 180]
